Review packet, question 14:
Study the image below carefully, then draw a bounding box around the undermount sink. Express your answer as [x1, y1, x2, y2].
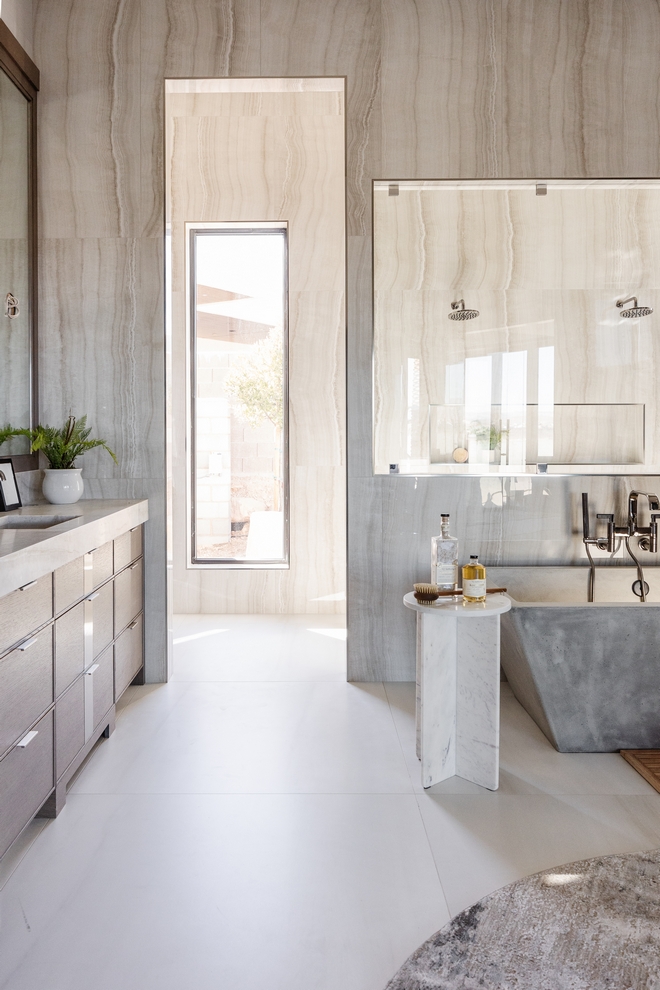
[0, 515, 76, 530]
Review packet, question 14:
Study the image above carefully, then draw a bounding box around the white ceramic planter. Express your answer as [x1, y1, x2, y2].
[42, 468, 84, 504]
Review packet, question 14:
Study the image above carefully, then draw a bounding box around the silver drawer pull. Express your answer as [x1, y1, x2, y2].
[18, 580, 38, 591]
[16, 730, 38, 748]
[86, 592, 100, 602]
[128, 618, 139, 630]
[129, 561, 140, 570]
[86, 663, 100, 676]
[18, 636, 39, 651]
[130, 526, 139, 533]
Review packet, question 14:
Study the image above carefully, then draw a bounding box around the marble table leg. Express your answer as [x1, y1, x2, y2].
[418, 610, 500, 790]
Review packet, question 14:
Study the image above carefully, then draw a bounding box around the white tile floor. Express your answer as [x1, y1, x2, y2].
[1, 614, 660, 990]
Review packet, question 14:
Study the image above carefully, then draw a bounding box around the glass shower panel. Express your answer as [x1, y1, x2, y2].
[374, 179, 660, 475]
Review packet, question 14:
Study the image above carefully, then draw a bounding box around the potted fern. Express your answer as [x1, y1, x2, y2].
[14, 416, 117, 504]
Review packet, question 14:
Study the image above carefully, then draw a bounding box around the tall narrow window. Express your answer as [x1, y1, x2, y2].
[189, 225, 288, 566]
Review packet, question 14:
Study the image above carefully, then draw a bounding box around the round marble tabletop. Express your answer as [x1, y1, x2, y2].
[403, 591, 511, 618]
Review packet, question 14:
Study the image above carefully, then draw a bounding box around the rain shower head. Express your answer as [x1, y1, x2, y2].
[617, 296, 653, 318]
[448, 299, 479, 321]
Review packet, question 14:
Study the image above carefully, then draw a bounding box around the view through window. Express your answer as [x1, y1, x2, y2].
[190, 226, 288, 565]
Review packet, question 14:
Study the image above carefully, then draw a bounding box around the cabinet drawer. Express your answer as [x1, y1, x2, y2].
[54, 557, 85, 615]
[85, 541, 113, 592]
[114, 614, 143, 701]
[88, 645, 114, 734]
[0, 629, 53, 759]
[56, 676, 84, 779]
[114, 526, 142, 573]
[89, 581, 114, 661]
[55, 602, 85, 697]
[114, 559, 143, 634]
[0, 575, 52, 657]
[0, 710, 54, 859]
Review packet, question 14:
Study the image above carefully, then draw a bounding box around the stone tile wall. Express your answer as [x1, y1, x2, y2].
[33, 0, 660, 680]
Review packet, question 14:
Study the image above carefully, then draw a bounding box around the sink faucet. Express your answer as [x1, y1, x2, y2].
[581, 490, 660, 602]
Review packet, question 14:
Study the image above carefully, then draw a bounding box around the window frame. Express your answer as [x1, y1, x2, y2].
[186, 221, 290, 569]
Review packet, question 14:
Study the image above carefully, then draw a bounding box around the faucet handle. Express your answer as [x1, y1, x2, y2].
[596, 514, 616, 552]
[650, 514, 660, 553]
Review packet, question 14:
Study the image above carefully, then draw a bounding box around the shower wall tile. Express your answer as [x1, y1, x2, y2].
[34, 0, 141, 238]
[381, 0, 502, 179]
[501, 0, 660, 177]
[260, 0, 381, 235]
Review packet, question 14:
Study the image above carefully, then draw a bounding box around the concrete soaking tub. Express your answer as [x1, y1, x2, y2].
[490, 566, 660, 753]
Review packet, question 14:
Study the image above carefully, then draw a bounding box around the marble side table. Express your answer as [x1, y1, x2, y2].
[403, 593, 511, 790]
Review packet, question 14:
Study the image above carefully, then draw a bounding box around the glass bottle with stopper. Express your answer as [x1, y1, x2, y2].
[462, 554, 487, 603]
[431, 513, 458, 590]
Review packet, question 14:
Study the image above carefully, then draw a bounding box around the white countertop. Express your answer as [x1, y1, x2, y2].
[403, 591, 511, 618]
[0, 500, 149, 597]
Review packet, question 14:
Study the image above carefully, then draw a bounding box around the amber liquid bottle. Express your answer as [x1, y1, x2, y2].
[462, 554, 486, 603]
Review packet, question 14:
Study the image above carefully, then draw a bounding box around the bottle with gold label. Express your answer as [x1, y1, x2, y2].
[462, 554, 486, 603]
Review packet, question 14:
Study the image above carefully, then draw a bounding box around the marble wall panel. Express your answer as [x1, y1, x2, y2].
[501, 0, 660, 178]
[139, 0, 261, 237]
[379, 471, 660, 677]
[346, 475, 383, 680]
[375, 185, 660, 293]
[38, 237, 164, 481]
[381, 0, 501, 179]
[347, 236, 375, 480]
[34, 0, 141, 239]
[260, 0, 381, 237]
[167, 86, 345, 614]
[168, 111, 345, 291]
[33, 0, 660, 681]
[288, 290, 345, 468]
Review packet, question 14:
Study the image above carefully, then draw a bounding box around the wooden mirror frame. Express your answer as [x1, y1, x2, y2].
[0, 20, 39, 472]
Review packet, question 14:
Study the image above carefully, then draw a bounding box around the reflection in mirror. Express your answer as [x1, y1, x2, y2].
[0, 66, 29, 455]
[373, 179, 660, 476]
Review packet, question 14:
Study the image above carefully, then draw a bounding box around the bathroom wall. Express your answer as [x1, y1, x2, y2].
[32, 0, 660, 682]
[166, 79, 346, 613]
[1, 1, 34, 57]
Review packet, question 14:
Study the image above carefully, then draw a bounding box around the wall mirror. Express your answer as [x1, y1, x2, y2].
[0, 23, 38, 470]
[373, 179, 660, 476]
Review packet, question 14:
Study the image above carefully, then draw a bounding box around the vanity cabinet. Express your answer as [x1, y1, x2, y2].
[0, 519, 145, 859]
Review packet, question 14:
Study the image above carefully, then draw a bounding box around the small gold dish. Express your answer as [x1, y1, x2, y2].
[413, 582, 440, 603]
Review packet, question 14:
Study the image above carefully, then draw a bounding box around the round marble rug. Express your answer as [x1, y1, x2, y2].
[386, 850, 660, 990]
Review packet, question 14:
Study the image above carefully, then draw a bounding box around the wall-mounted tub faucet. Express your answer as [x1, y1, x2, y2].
[582, 491, 659, 602]
[627, 490, 660, 548]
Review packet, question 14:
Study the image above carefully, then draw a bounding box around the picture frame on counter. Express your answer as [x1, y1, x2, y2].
[0, 457, 21, 510]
